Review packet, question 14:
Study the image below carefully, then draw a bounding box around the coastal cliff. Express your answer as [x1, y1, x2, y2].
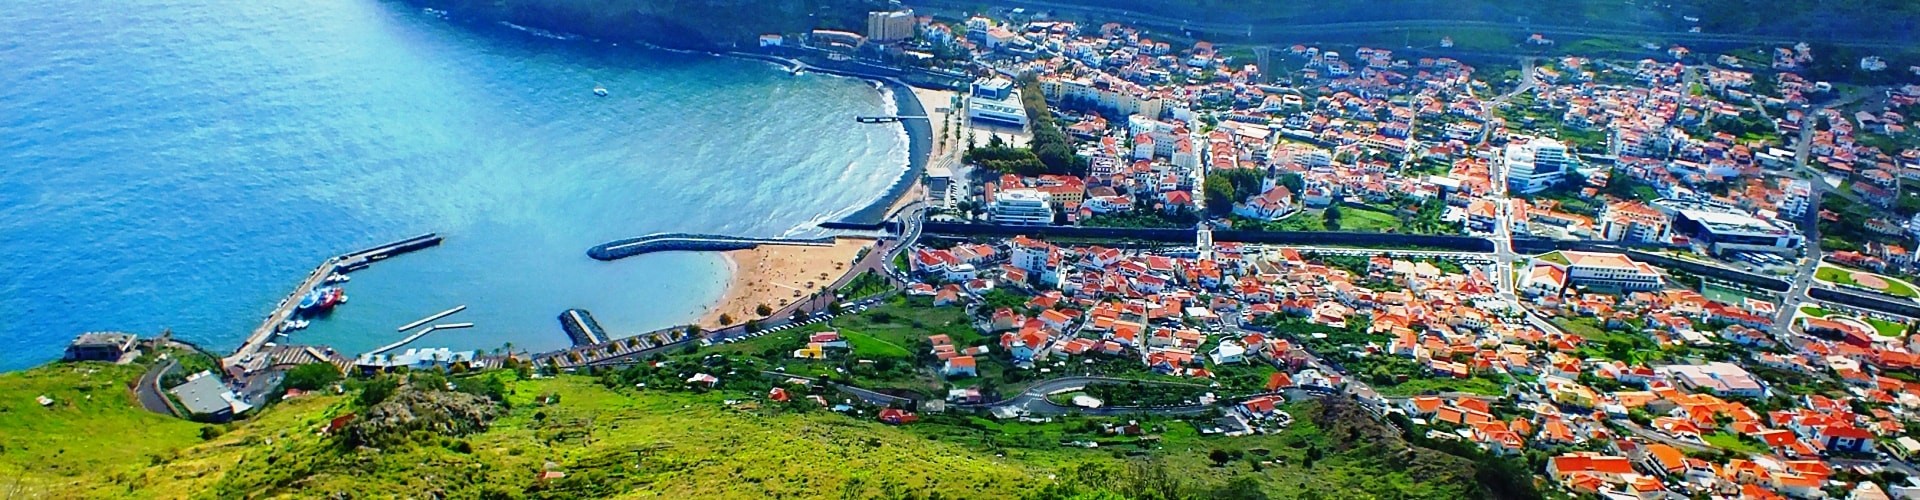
[406, 0, 887, 49]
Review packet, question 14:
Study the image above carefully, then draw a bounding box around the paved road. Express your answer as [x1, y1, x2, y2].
[134, 359, 178, 417]
[1766, 88, 1885, 340]
[908, 0, 1918, 50]
[978, 376, 1219, 416]
[1618, 420, 1712, 453]
[765, 371, 915, 406]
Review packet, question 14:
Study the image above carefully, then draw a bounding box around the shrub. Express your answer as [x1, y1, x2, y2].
[279, 363, 343, 392]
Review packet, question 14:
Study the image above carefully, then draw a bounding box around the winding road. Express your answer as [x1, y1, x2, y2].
[134, 359, 179, 417]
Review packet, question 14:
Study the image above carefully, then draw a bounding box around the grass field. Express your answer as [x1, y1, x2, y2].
[827, 299, 983, 349]
[1816, 265, 1920, 298]
[1867, 318, 1909, 337]
[1264, 205, 1404, 233]
[841, 330, 913, 358]
[1339, 206, 1403, 232]
[1704, 432, 1766, 455]
[1373, 375, 1509, 398]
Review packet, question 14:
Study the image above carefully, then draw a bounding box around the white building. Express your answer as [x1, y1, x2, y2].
[1529, 251, 1662, 291]
[1502, 137, 1572, 194]
[1779, 179, 1813, 219]
[1597, 202, 1672, 245]
[967, 78, 1028, 128]
[991, 189, 1054, 225]
[1128, 115, 1187, 159]
[865, 10, 915, 43]
[1040, 76, 1172, 121]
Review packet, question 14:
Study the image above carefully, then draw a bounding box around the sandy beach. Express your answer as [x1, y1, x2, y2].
[913, 86, 959, 158]
[699, 237, 874, 329]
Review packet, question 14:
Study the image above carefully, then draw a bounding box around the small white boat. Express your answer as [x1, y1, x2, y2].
[593, 84, 609, 96]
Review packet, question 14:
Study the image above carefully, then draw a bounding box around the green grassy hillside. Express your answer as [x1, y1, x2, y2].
[0, 362, 204, 497]
[1, 360, 1488, 499]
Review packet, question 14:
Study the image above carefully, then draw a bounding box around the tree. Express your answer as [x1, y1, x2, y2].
[1323, 204, 1344, 230]
[356, 377, 398, 408]
[1212, 476, 1270, 500]
[1208, 449, 1232, 466]
[1203, 177, 1238, 217]
[280, 362, 343, 392]
[755, 304, 772, 316]
[719, 313, 735, 325]
[1277, 172, 1304, 194]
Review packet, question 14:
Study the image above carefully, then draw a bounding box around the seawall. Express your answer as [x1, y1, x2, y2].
[587, 233, 836, 261]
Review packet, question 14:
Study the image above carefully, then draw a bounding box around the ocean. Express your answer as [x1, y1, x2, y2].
[0, 0, 908, 370]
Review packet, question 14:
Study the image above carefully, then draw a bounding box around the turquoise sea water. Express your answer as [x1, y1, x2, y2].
[0, 0, 907, 369]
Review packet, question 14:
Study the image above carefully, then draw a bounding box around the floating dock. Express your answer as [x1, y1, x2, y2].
[397, 305, 466, 332]
[559, 309, 607, 346]
[367, 321, 469, 357]
[225, 233, 443, 370]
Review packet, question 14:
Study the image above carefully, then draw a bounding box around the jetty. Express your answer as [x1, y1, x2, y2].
[224, 233, 443, 371]
[854, 115, 927, 124]
[559, 309, 607, 346]
[587, 233, 834, 261]
[397, 305, 466, 332]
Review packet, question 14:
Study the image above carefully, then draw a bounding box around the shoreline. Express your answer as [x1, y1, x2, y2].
[724, 52, 934, 226]
[697, 237, 874, 329]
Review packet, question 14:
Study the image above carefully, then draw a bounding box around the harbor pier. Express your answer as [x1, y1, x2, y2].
[224, 233, 443, 371]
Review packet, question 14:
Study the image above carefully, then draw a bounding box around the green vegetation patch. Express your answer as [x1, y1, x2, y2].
[1704, 432, 1767, 455]
[0, 362, 204, 495]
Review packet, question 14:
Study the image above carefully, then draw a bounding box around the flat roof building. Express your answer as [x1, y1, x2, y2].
[866, 9, 915, 43]
[968, 78, 1028, 128]
[1658, 362, 1767, 398]
[1655, 198, 1803, 255]
[1503, 137, 1572, 195]
[991, 188, 1054, 225]
[64, 332, 137, 363]
[169, 370, 253, 422]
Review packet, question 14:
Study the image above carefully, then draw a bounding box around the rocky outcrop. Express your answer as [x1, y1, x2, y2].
[344, 388, 499, 447]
